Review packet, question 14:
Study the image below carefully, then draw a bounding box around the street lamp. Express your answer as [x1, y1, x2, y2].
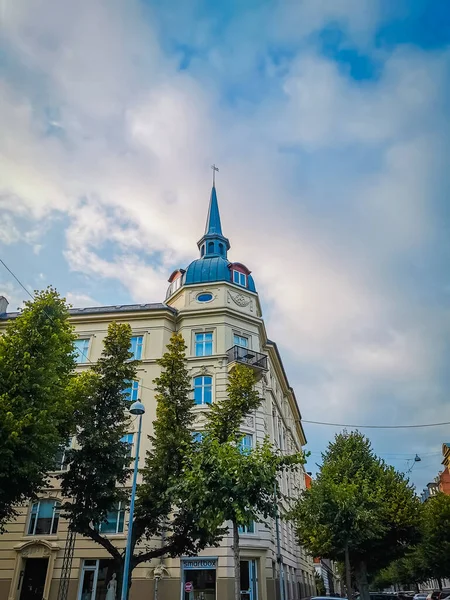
[121, 400, 145, 600]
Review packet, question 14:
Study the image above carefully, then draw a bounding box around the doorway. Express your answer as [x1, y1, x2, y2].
[19, 558, 49, 600]
[240, 560, 258, 600]
[183, 568, 216, 600]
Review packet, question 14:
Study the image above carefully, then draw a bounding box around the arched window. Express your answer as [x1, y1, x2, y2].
[201, 245, 205, 257]
[193, 376, 212, 405]
[208, 241, 214, 254]
[218, 243, 224, 256]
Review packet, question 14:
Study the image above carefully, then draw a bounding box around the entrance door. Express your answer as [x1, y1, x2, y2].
[19, 558, 48, 600]
[240, 560, 258, 600]
[183, 568, 216, 600]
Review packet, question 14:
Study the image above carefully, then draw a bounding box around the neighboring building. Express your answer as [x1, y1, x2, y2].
[313, 558, 342, 597]
[0, 184, 315, 600]
[421, 443, 450, 502]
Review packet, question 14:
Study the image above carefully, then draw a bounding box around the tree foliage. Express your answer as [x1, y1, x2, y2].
[291, 431, 420, 600]
[0, 288, 77, 530]
[421, 492, 450, 582]
[62, 331, 224, 598]
[183, 364, 303, 600]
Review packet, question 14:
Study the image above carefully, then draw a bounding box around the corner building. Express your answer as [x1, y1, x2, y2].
[0, 185, 315, 600]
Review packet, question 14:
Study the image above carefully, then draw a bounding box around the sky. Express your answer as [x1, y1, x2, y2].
[1, 0, 450, 492]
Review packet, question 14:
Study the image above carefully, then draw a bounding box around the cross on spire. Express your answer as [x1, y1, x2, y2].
[211, 164, 219, 187]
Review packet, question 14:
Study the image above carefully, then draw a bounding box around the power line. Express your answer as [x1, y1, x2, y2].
[2, 258, 450, 432]
[302, 418, 450, 429]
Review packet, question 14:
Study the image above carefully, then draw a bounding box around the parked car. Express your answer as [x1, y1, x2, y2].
[354, 593, 397, 600]
[413, 593, 428, 600]
[427, 591, 450, 600]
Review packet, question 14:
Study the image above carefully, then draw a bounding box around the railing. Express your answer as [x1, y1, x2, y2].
[226, 345, 268, 371]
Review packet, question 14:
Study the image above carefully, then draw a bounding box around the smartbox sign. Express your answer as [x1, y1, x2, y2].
[182, 558, 217, 570]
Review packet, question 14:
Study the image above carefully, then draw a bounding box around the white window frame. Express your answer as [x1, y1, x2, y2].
[195, 332, 213, 356]
[74, 338, 90, 364]
[233, 333, 248, 348]
[193, 376, 213, 405]
[27, 499, 60, 536]
[239, 433, 253, 454]
[233, 270, 247, 287]
[99, 502, 125, 535]
[77, 559, 100, 600]
[120, 434, 134, 457]
[124, 380, 140, 402]
[52, 437, 73, 472]
[130, 335, 144, 360]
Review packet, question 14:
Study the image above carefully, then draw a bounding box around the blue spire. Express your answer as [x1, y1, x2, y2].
[197, 185, 230, 259]
[204, 186, 223, 235]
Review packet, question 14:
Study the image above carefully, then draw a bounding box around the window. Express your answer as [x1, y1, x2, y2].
[219, 243, 224, 256]
[79, 559, 116, 600]
[193, 376, 212, 405]
[53, 437, 72, 471]
[239, 433, 253, 454]
[192, 431, 203, 443]
[120, 434, 133, 457]
[201, 245, 205, 257]
[124, 380, 139, 401]
[208, 241, 214, 253]
[74, 338, 89, 363]
[173, 276, 182, 292]
[28, 500, 60, 535]
[197, 292, 213, 303]
[195, 332, 213, 356]
[99, 503, 125, 534]
[238, 521, 255, 534]
[233, 270, 247, 287]
[130, 336, 143, 360]
[233, 334, 248, 348]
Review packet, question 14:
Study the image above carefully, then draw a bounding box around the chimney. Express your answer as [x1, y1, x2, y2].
[0, 296, 9, 314]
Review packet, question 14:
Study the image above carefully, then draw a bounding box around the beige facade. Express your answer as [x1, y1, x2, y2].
[0, 189, 315, 600]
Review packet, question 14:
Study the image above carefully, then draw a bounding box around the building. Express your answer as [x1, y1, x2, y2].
[421, 443, 450, 502]
[0, 183, 315, 600]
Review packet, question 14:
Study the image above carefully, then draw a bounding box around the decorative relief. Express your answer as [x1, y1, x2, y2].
[242, 415, 254, 428]
[22, 545, 51, 558]
[227, 291, 250, 307]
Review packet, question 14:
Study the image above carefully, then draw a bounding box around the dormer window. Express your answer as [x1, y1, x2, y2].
[233, 270, 247, 287]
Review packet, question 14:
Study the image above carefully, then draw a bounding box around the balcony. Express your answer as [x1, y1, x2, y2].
[226, 345, 268, 380]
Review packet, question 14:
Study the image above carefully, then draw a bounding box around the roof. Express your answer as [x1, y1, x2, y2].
[205, 186, 223, 235]
[184, 257, 257, 291]
[0, 302, 177, 320]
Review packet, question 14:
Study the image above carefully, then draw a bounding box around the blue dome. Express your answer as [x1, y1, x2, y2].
[184, 257, 256, 292]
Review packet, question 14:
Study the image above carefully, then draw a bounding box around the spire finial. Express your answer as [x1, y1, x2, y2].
[211, 163, 219, 187]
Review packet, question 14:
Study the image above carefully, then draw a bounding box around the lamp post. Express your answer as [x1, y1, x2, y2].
[121, 400, 145, 600]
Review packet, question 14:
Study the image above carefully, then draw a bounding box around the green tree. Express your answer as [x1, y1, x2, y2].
[315, 572, 326, 595]
[183, 364, 303, 600]
[421, 492, 450, 585]
[61, 331, 223, 598]
[0, 288, 77, 530]
[291, 431, 420, 600]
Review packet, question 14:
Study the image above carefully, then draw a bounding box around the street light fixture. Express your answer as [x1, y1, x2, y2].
[121, 400, 145, 600]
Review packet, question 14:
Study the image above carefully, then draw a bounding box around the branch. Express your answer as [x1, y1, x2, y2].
[84, 525, 123, 562]
[132, 542, 176, 567]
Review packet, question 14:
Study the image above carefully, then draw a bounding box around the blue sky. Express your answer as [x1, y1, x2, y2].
[1, 0, 450, 490]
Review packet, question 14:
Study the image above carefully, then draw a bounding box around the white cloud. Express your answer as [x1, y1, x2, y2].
[1, 0, 449, 489]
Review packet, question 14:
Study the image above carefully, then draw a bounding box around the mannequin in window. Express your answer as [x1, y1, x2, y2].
[106, 573, 117, 600]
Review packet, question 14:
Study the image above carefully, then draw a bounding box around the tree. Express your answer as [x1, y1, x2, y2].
[291, 431, 421, 600]
[61, 331, 223, 598]
[0, 288, 77, 531]
[421, 493, 450, 585]
[183, 364, 303, 600]
[315, 572, 326, 595]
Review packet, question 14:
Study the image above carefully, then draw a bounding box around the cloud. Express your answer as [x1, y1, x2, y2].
[1, 0, 449, 490]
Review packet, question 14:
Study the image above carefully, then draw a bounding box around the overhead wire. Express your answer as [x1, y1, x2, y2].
[2, 257, 450, 432]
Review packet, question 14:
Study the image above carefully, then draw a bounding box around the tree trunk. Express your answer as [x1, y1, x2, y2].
[345, 543, 353, 600]
[232, 520, 241, 600]
[355, 561, 370, 600]
[438, 578, 443, 591]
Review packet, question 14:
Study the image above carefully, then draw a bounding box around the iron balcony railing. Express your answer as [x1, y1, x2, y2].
[226, 345, 268, 371]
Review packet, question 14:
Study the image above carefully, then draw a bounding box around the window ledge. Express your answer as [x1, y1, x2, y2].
[103, 534, 126, 540]
[20, 535, 59, 541]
